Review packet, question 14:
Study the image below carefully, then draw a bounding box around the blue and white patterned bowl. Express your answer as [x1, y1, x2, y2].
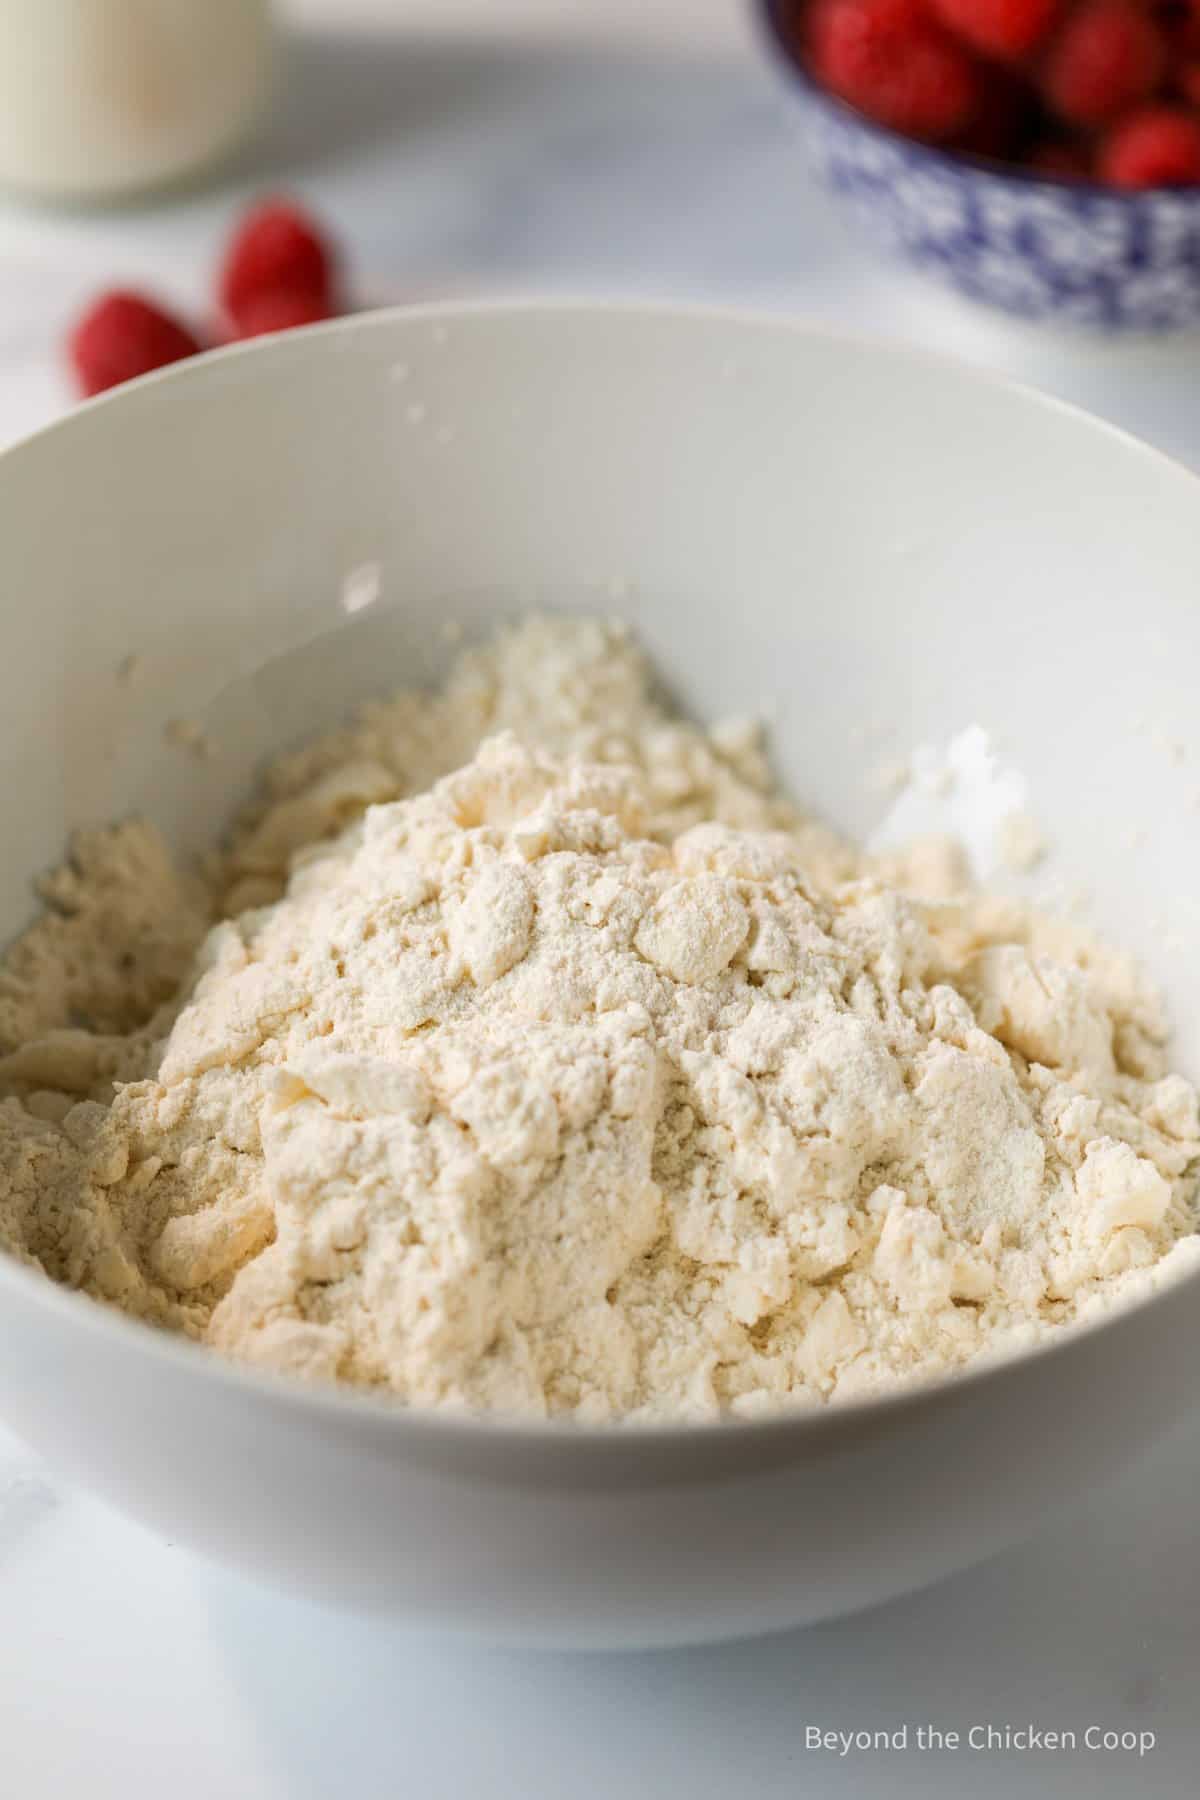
[758, 0, 1200, 331]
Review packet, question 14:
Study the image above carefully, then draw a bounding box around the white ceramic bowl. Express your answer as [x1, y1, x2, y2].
[2, 304, 1199, 1650]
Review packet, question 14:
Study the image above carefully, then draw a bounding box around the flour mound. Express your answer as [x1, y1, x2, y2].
[1, 619, 1197, 1420]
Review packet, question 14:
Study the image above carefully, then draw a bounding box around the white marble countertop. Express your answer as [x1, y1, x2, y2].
[3, 4, 1200, 1795]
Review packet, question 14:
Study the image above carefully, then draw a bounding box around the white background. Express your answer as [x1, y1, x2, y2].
[3, 3, 1200, 1795]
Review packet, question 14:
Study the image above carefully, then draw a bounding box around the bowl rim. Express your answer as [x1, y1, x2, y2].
[754, 0, 1200, 202]
[3, 294, 1200, 1455]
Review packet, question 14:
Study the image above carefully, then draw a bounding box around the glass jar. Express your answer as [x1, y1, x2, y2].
[0, 0, 275, 204]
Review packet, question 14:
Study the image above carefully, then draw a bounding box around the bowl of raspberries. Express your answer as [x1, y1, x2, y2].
[761, 0, 1200, 327]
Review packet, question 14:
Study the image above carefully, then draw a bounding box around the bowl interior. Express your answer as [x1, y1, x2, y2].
[4, 306, 1200, 1092]
[5, 303, 1200, 1651]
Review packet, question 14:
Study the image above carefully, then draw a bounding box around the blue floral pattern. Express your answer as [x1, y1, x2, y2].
[804, 100, 1200, 331]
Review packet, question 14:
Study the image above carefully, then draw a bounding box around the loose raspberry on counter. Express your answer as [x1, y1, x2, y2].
[1099, 105, 1200, 186]
[67, 291, 202, 397]
[929, 0, 1061, 60]
[231, 286, 337, 340]
[218, 197, 337, 326]
[806, 0, 981, 141]
[1041, 1, 1166, 127]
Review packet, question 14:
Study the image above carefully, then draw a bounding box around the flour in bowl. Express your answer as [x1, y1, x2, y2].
[0, 617, 1197, 1419]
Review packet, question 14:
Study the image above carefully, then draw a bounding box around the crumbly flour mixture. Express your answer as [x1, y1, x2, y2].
[1, 618, 1197, 1420]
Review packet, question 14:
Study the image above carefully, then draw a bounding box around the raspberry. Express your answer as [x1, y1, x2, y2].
[950, 66, 1031, 160]
[67, 291, 202, 397]
[806, 0, 981, 142]
[218, 197, 336, 325]
[1098, 105, 1200, 186]
[230, 286, 337, 340]
[1042, 2, 1166, 128]
[1028, 139, 1092, 178]
[1167, 14, 1200, 108]
[928, 0, 1061, 59]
